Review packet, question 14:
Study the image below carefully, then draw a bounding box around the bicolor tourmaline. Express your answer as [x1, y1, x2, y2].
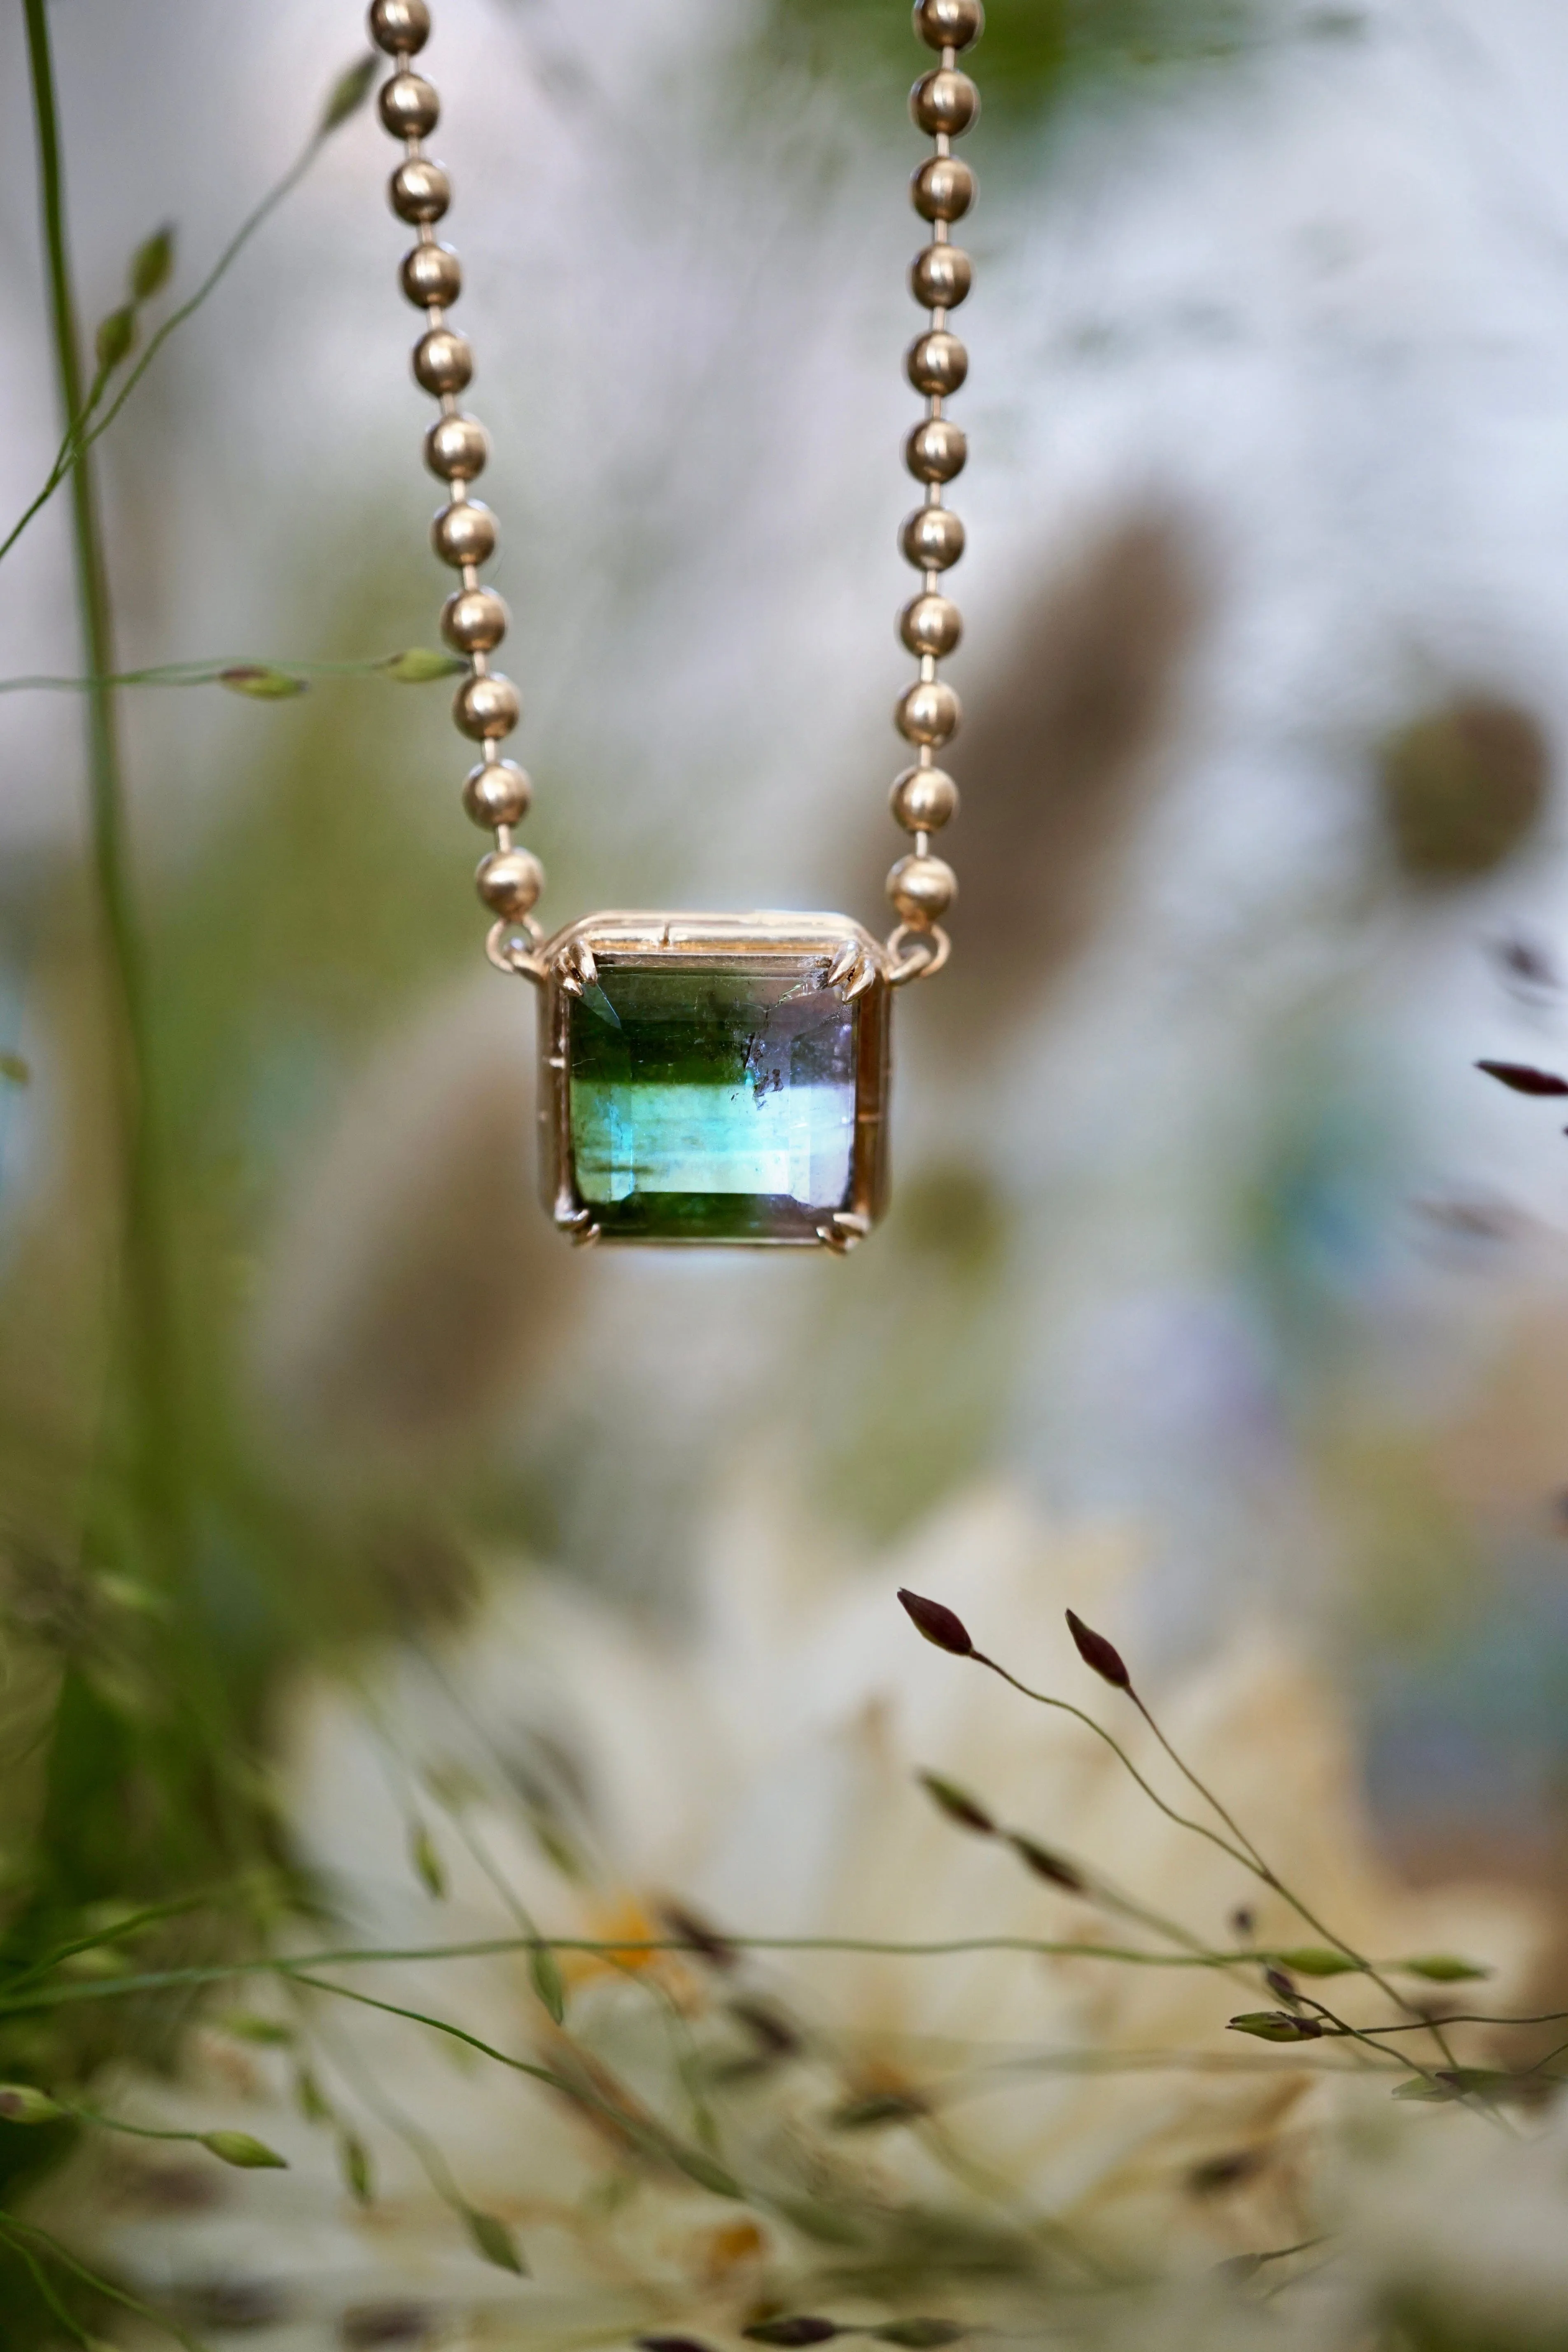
[538, 916, 890, 1246]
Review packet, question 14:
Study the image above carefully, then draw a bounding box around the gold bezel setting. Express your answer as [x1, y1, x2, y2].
[536, 913, 891, 1251]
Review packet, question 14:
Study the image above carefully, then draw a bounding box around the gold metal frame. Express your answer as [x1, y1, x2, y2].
[534, 912, 892, 1251]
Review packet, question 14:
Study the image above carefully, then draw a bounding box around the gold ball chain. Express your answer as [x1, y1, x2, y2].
[368, 0, 544, 968]
[885, 0, 981, 980]
[369, 0, 978, 983]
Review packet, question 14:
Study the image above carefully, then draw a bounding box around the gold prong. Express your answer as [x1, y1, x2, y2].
[553, 1193, 600, 1246]
[557, 937, 598, 998]
[828, 940, 877, 1001]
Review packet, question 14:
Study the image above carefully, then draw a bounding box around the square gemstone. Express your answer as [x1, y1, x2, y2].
[539, 917, 889, 1246]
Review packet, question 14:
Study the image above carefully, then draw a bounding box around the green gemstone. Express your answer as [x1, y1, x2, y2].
[566, 958, 861, 1242]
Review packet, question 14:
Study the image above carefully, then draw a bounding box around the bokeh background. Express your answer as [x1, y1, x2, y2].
[5, 0, 1568, 2021]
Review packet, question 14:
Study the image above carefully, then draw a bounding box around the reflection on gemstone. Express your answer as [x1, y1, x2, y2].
[567, 959, 860, 1242]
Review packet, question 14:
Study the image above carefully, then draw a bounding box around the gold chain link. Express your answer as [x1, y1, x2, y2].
[368, 0, 545, 954]
[885, 0, 982, 982]
[368, 0, 980, 985]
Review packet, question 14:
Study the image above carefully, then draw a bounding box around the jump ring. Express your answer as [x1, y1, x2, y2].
[885, 922, 951, 985]
[485, 915, 547, 982]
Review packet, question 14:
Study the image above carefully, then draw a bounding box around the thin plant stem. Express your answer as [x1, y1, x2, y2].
[0, 2228, 97, 2350]
[282, 1968, 740, 2196]
[4, 1932, 1548, 2038]
[0, 654, 460, 693]
[1128, 1692, 1270, 1873]
[24, 0, 183, 1568]
[1, 119, 325, 570]
[1122, 1681, 1466, 2077]
[0, 2214, 207, 2352]
[973, 1654, 1256, 1872]
[975, 1649, 1463, 2080]
[302, 1997, 504, 2257]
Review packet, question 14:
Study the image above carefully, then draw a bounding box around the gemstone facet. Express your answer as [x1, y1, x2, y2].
[539, 915, 891, 1246]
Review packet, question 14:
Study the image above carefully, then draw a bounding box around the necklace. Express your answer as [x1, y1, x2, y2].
[367, 0, 980, 1250]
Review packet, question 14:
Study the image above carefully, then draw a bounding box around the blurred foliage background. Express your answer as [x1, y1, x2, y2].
[767, 0, 1252, 98]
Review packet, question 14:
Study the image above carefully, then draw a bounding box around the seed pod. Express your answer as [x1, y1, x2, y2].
[530, 1941, 567, 2025]
[202, 2130, 289, 2169]
[898, 1589, 973, 1656]
[381, 646, 466, 683]
[660, 1901, 738, 1970]
[730, 1999, 800, 2058]
[341, 2130, 374, 2205]
[1393, 2067, 1521, 2104]
[918, 1771, 995, 1836]
[1276, 1947, 1360, 1979]
[322, 52, 378, 132]
[1475, 1059, 1568, 1096]
[219, 665, 307, 700]
[1226, 2011, 1324, 2044]
[1064, 1608, 1130, 1689]
[1006, 1834, 1085, 1894]
[743, 2323, 842, 2348]
[0, 2086, 63, 2125]
[129, 224, 175, 301]
[873, 2327, 968, 2350]
[410, 1822, 446, 1899]
[465, 2207, 526, 2273]
[94, 306, 136, 371]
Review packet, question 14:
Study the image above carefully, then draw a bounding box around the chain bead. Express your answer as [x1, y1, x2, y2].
[910, 69, 980, 138]
[413, 327, 472, 395]
[912, 156, 975, 224]
[441, 587, 509, 653]
[901, 505, 965, 569]
[368, 0, 431, 55]
[379, 71, 440, 139]
[376, 23, 544, 946]
[431, 498, 497, 565]
[390, 158, 450, 223]
[455, 673, 521, 741]
[887, 852, 957, 925]
[899, 594, 962, 658]
[464, 758, 532, 829]
[905, 417, 967, 485]
[476, 847, 544, 918]
[425, 413, 488, 481]
[891, 764, 959, 832]
[910, 244, 972, 310]
[401, 243, 462, 308]
[914, 0, 984, 49]
[896, 679, 961, 747]
[906, 330, 968, 396]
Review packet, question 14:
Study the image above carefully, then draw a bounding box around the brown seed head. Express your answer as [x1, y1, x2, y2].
[1065, 1608, 1131, 1689]
[1007, 1833, 1086, 1893]
[898, 1589, 973, 1656]
[744, 2324, 842, 2348]
[660, 1900, 738, 1970]
[1475, 1059, 1568, 1097]
[1264, 1965, 1301, 2009]
[918, 1771, 995, 1836]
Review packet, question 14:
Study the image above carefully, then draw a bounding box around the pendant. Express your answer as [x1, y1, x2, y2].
[529, 914, 891, 1251]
